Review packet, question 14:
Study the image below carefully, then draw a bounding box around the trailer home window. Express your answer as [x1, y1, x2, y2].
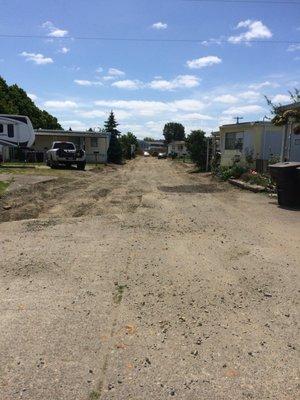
[0, 124, 3, 133]
[225, 132, 243, 151]
[91, 137, 98, 147]
[7, 124, 14, 137]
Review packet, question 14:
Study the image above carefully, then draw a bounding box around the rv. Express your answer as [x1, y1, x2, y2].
[0, 115, 35, 148]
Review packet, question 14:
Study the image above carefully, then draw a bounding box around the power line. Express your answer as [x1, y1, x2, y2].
[0, 34, 299, 44]
[184, 0, 300, 4]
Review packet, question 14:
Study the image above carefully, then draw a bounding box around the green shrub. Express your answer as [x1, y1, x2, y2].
[218, 165, 248, 181]
[240, 171, 273, 188]
[231, 165, 248, 178]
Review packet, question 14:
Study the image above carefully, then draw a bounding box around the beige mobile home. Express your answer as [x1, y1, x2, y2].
[34, 129, 110, 163]
[219, 121, 284, 168]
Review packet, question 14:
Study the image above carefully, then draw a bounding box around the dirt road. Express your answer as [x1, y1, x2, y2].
[0, 158, 299, 400]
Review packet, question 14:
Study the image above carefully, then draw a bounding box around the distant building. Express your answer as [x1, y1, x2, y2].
[146, 140, 167, 155]
[167, 140, 188, 157]
[219, 121, 284, 170]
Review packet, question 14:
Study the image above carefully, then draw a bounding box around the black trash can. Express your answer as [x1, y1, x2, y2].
[269, 162, 300, 208]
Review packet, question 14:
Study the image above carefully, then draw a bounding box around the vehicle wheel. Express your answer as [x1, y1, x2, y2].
[50, 161, 58, 169]
[77, 162, 86, 170]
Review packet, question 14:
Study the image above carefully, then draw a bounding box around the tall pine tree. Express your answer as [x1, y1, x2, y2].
[105, 111, 123, 164]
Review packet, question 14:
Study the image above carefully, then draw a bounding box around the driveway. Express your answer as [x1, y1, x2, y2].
[0, 157, 299, 399]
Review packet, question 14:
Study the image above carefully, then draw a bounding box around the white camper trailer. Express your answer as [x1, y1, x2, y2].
[0, 115, 35, 148]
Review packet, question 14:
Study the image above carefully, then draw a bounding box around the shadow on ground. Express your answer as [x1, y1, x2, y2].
[158, 184, 224, 194]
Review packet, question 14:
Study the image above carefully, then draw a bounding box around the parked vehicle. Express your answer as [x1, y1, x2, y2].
[158, 152, 167, 159]
[0, 114, 35, 148]
[46, 141, 86, 170]
[143, 151, 150, 157]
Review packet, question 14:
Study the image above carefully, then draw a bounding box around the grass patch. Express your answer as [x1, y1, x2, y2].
[114, 283, 128, 304]
[1, 163, 104, 176]
[172, 156, 193, 164]
[0, 180, 10, 196]
[89, 390, 100, 400]
[1, 162, 43, 167]
[25, 219, 60, 232]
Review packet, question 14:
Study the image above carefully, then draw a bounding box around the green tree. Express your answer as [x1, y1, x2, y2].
[143, 137, 155, 142]
[163, 122, 185, 143]
[186, 130, 207, 169]
[0, 76, 62, 129]
[120, 132, 139, 159]
[105, 111, 123, 164]
[265, 89, 300, 126]
[0, 77, 17, 114]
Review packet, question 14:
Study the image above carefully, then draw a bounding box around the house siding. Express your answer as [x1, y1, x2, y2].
[33, 131, 110, 163]
[220, 123, 284, 167]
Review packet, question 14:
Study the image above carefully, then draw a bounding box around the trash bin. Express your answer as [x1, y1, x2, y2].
[269, 162, 300, 208]
[296, 166, 300, 190]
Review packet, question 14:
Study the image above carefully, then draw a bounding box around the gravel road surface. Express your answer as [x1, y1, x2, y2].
[0, 158, 299, 400]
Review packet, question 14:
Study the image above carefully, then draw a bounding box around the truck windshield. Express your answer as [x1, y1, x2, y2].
[53, 142, 75, 150]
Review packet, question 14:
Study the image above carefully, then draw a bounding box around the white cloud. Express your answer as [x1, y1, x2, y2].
[60, 120, 87, 130]
[222, 105, 264, 115]
[177, 113, 213, 121]
[42, 21, 68, 38]
[151, 22, 168, 30]
[201, 38, 223, 46]
[287, 44, 300, 52]
[149, 75, 200, 90]
[228, 20, 272, 44]
[74, 79, 103, 87]
[171, 99, 206, 111]
[44, 100, 78, 110]
[187, 56, 222, 69]
[215, 94, 238, 104]
[112, 110, 133, 120]
[219, 116, 236, 126]
[20, 51, 53, 65]
[59, 47, 70, 54]
[28, 93, 38, 101]
[238, 91, 261, 101]
[112, 79, 143, 90]
[78, 110, 106, 118]
[108, 68, 125, 76]
[64, 65, 80, 72]
[79, 109, 132, 120]
[120, 123, 143, 131]
[96, 67, 103, 73]
[272, 94, 291, 104]
[94, 99, 206, 117]
[109, 75, 200, 91]
[249, 81, 279, 90]
[103, 76, 115, 81]
[145, 121, 165, 133]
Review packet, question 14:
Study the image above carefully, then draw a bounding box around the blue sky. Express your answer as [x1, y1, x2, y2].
[1, 0, 300, 138]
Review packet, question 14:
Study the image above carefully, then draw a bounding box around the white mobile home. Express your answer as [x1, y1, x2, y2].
[167, 141, 188, 157]
[0, 115, 35, 148]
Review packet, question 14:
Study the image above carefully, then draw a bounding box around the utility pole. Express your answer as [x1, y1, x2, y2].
[206, 136, 210, 172]
[234, 116, 243, 124]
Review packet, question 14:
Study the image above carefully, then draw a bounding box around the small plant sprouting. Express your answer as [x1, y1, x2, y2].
[114, 282, 128, 304]
[89, 390, 100, 400]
